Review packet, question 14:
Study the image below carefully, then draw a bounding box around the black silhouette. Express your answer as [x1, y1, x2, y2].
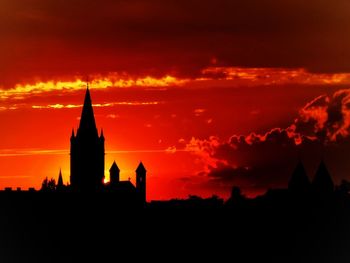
[56, 169, 67, 192]
[1, 88, 350, 262]
[136, 162, 146, 203]
[312, 159, 334, 196]
[40, 177, 56, 192]
[288, 160, 311, 195]
[37, 87, 150, 204]
[70, 86, 105, 192]
[109, 161, 120, 187]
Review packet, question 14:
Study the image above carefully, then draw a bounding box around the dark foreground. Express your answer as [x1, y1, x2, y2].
[0, 192, 350, 263]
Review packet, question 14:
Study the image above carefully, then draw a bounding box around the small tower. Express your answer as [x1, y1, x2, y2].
[312, 160, 334, 197]
[288, 161, 311, 195]
[136, 162, 146, 203]
[109, 161, 120, 187]
[57, 169, 64, 191]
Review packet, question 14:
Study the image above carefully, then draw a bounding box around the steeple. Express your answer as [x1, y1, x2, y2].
[77, 87, 98, 138]
[312, 160, 334, 196]
[58, 169, 63, 187]
[288, 160, 311, 194]
[70, 87, 105, 192]
[57, 169, 65, 192]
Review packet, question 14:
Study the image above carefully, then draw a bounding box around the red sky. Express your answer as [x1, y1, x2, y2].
[1, 0, 350, 200]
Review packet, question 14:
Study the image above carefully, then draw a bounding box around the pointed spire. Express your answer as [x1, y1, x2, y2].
[57, 169, 64, 187]
[313, 160, 334, 194]
[288, 160, 310, 193]
[136, 162, 146, 173]
[100, 128, 104, 139]
[77, 87, 98, 138]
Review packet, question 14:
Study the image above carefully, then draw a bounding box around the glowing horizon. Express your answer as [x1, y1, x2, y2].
[2, 0, 350, 200]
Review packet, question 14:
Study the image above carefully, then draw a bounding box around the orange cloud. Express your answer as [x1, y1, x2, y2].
[31, 101, 162, 110]
[0, 149, 68, 157]
[0, 74, 187, 99]
[2, 67, 350, 102]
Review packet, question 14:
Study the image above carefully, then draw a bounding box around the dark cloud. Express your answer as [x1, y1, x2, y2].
[1, 0, 350, 86]
[186, 88, 350, 195]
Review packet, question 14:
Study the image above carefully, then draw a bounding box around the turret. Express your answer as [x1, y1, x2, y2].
[136, 162, 146, 203]
[109, 161, 120, 187]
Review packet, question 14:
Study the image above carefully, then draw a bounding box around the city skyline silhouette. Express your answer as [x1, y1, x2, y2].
[1, 1, 350, 262]
[2, 86, 344, 206]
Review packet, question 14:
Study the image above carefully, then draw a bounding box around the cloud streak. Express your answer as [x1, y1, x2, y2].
[3, 67, 350, 103]
[0, 148, 189, 157]
[201, 67, 350, 86]
[0, 74, 186, 99]
[31, 101, 162, 110]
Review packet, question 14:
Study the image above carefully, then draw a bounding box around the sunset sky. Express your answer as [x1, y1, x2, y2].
[1, 0, 350, 200]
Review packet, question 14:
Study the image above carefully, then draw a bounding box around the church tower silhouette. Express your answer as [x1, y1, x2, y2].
[70, 87, 105, 192]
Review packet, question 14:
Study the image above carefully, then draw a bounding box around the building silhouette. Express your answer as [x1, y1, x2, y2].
[105, 161, 146, 203]
[70, 87, 105, 192]
[69, 87, 147, 203]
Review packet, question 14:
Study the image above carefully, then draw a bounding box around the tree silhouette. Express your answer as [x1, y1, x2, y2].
[41, 177, 56, 192]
